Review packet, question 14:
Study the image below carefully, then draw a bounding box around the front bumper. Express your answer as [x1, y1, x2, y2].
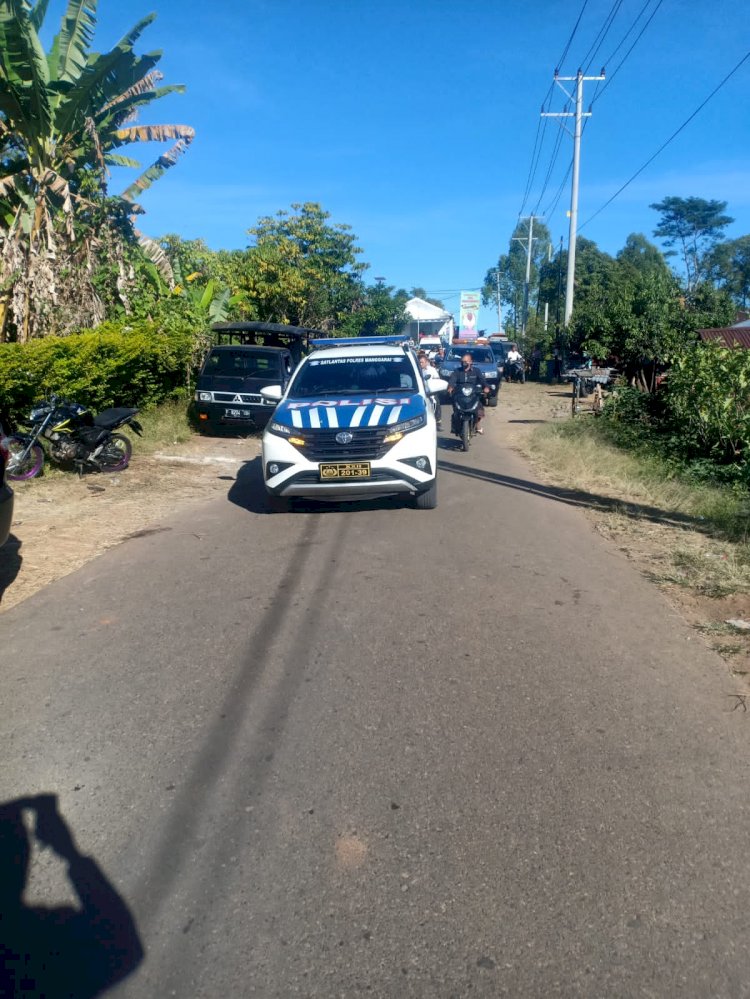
[262, 426, 437, 500]
[195, 400, 275, 429]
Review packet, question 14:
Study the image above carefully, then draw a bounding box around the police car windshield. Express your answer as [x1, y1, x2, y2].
[290, 355, 418, 397]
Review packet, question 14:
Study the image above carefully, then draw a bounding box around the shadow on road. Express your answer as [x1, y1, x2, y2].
[0, 533, 22, 605]
[0, 793, 143, 998]
[438, 458, 708, 532]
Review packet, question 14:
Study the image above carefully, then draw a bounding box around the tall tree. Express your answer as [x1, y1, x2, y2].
[0, 0, 194, 340]
[650, 196, 733, 291]
[244, 202, 367, 330]
[705, 235, 750, 308]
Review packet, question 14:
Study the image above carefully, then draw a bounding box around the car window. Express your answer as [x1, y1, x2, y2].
[289, 354, 418, 397]
[446, 348, 494, 363]
[205, 350, 280, 377]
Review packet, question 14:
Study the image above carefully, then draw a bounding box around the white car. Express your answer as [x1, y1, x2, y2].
[260, 336, 447, 511]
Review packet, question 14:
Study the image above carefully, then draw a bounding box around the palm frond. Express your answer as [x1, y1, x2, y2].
[119, 129, 193, 205]
[0, 0, 52, 140]
[114, 123, 195, 146]
[137, 232, 174, 287]
[50, 0, 98, 84]
[29, 0, 50, 32]
[101, 69, 163, 111]
[104, 152, 140, 168]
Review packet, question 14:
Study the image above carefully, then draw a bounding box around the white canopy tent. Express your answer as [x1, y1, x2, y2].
[402, 297, 454, 343]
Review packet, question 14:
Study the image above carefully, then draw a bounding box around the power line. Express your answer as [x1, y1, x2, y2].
[592, 0, 664, 105]
[581, 0, 623, 74]
[556, 0, 589, 70]
[581, 49, 750, 229]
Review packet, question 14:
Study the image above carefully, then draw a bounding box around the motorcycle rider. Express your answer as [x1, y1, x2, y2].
[506, 343, 523, 381]
[448, 353, 489, 434]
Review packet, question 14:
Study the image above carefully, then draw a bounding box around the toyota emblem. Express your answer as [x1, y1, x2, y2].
[335, 431, 354, 445]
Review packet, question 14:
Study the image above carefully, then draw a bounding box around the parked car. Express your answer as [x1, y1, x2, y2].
[437, 345, 501, 406]
[194, 322, 316, 433]
[261, 336, 447, 510]
[0, 429, 15, 547]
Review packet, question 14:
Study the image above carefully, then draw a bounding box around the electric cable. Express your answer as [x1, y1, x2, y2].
[592, 0, 664, 104]
[581, 49, 750, 228]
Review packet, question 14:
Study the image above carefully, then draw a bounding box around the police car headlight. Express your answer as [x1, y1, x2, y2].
[196, 391, 212, 402]
[439, 368, 451, 378]
[383, 414, 426, 444]
[268, 421, 292, 437]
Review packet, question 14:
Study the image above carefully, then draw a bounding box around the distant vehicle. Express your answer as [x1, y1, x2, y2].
[437, 345, 501, 406]
[260, 336, 447, 511]
[417, 335, 444, 358]
[194, 322, 316, 433]
[0, 429, 14, 546]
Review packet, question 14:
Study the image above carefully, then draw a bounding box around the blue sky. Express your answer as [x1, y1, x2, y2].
[47, 0, 750, 328]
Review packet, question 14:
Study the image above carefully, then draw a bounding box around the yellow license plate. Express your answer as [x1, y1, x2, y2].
[319, 462, 371, 480]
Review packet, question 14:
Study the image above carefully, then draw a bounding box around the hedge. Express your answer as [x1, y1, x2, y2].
[0, 320, 199, 427]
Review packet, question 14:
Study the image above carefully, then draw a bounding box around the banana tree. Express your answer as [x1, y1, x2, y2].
[0, 0, 194, 341]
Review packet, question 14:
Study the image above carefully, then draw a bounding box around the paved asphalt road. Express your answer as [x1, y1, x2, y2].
[3, 416, 750, 998]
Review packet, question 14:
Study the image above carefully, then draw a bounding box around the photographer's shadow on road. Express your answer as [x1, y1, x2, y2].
[0, 793, 143, 998]
[0, 533, 22, 605]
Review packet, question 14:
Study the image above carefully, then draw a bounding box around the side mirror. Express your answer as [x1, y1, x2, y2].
[260, 385, 283, 402]
[426, 378, 448, 395]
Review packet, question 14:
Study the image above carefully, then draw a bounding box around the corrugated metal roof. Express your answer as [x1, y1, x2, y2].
[699, 328, 750, 348]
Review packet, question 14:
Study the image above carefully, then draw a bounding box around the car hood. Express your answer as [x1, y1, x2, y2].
[197, 373, 279, 392]
[275, 393, 425, 430]
[439, 360, 499, 376]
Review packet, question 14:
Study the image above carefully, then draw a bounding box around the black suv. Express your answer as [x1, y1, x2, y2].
[194, 322, 318, 432]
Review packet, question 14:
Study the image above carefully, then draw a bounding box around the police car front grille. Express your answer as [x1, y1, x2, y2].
[301, 427, 390, 461]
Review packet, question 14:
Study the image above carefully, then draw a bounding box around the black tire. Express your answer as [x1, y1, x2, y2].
[414, 479, 437, 510]
[98, 433, 132, 471]
[488, 394, 498, 408]
[5, 438, 44, 480]
[461, 418, 470, 452]
[267, 493, 290, 513]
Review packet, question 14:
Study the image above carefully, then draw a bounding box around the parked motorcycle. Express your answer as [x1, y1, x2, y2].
[450, 383, 483, 452]
[5, 396, 143, 480]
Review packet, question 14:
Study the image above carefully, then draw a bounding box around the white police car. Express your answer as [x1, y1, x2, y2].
[260, 336, 447, 510]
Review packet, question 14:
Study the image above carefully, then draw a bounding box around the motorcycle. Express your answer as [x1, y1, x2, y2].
[507, 357, 526, 383]
[5, 396, 143, 480]
[450, 383, 483, 452]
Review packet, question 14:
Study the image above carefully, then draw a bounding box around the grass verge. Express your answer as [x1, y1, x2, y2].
[524, 418, 750, 599]
[135, 399, 196, 454]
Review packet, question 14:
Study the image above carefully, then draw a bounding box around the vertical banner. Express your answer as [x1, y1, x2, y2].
[459, 290, 480, 340]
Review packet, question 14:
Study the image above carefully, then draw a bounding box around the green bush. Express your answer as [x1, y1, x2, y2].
[664, 341, 750, 466]
[0, 319, 200, 428]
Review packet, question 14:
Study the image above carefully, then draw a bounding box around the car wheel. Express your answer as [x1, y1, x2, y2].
[413, 479, 437, 510]
[488, 395, 498, 408]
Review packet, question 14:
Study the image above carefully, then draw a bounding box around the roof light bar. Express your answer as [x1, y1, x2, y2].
[310, 336, 411, 349]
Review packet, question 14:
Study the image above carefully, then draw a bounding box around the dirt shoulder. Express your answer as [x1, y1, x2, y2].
[1, 433, 260, 612]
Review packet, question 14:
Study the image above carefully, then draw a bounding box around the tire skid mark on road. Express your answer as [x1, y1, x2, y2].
[132, 507, 354, 964]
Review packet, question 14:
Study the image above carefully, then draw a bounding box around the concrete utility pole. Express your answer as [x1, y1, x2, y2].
[495, 264, 502, 334]
[542, 68, 605, 327]
[512, 215, 543, 336]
